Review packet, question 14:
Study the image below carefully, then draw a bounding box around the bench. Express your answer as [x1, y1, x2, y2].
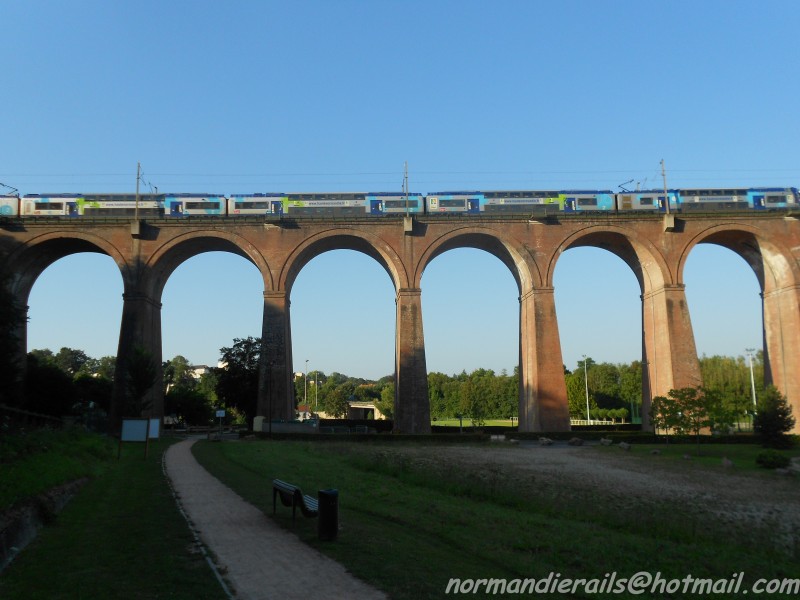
[272, 479, 319, 523]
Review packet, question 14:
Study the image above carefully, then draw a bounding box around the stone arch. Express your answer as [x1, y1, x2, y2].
[7, 230, 129, 301]
[676, 223, 799, 294]
[144, 230, 273, 300]
[548, 224, 670, 293]
[278, 228, 409, 294]
[413, 225, 539, 293]
[676, 223, 800, 428]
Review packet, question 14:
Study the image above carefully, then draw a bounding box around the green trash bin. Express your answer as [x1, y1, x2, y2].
[318, 489, 338, 541]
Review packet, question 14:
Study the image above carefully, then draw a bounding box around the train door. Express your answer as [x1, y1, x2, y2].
[370, 199, 383, 214]
[271, 200, 284, 215]
[467, 198, 480, 213]
[565, 198, 577, 212]
[169, 201, 184, 216]
[752, 194, 765, 209]
[67, 202, 79, 217]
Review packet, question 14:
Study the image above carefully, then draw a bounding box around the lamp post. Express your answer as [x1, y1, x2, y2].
[304, 359, 309, 408]
[583, 354, 590, 423]
[746, 348, 758, 411]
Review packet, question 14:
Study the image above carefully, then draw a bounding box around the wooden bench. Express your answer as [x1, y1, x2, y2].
[272, 479, 319, 523]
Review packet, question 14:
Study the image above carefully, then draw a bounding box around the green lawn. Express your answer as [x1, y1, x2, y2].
[0, 435, 226, 600]
[193, 439, 798, 600]
[2, 433, 797, 600]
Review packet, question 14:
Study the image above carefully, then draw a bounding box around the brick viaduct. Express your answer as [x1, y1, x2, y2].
[2, 212, 799, 434]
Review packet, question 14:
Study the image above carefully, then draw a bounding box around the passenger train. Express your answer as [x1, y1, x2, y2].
[0, 187, 797, 218]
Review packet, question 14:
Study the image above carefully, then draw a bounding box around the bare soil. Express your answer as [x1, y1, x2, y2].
[373, 441, 800, 553]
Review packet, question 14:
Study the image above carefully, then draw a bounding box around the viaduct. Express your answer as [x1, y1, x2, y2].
[2, 211, 799, 434]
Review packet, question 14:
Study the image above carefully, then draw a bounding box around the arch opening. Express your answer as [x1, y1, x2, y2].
[553, 246, 643, 424]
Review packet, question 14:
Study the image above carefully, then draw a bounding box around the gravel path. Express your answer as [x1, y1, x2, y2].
[164, 439, 387, 600]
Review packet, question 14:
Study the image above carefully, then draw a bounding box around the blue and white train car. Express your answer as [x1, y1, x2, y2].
[165, 193, 226, 217]
[615, 190, 680, 212]
[285, 192, 369, 216]
[426, 192, 483, 213]
[366, 192, 424, 214]
[0, 195, 19, 216]
[228, 193, 287, 216]
[562, 191, 615, 213]
[21, 194, 82, 216]
[482, 190, 562, 214]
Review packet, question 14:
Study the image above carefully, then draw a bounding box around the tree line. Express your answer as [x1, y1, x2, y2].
[1, 331, 774, 431]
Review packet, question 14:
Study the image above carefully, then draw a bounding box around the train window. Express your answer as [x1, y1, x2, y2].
[766, 195, 783, 204]
[577, 198, 598, 206]
[35, 202, 63, 210]
[384, 199, 419, 208]
[185, 202, 220, 210]
[439, 199, 468, 207]
[639, 197, 653, 205]
[237, 202, 270, 209]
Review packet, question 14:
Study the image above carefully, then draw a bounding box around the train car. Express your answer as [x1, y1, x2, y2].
[228, 193, 287, 216]
[366, 192, 424, 214]
[426, 192, 484, 213]
[79, 193, 165, 217]
[21, 194, 82, 216]
[481, 190, 562, 214]
[615, 190, 679, 212]
[285, 192, 369, 216]
[562, 191, 615, 213]
[678, 188, 749, 211]
[164, 193, 226, 217]
[0, 195, 19, 216]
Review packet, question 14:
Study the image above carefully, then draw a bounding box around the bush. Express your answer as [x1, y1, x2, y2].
[755, 449, 791, 470]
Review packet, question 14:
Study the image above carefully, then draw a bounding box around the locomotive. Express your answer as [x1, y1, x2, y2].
[1, 187, 796, 218]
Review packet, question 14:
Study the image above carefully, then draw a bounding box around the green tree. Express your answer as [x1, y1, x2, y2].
[754, 386, 796, 449]
[215, 337, 262, 421]
[54, 347, 90, 376]
[125, 345, 157, 416]
[0, 266, 25, 406]
[163, 354, 196, 393]
[376, 383, 394, 419]
[164, 387, 214, 426]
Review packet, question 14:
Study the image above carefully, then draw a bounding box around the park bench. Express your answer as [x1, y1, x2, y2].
[272, 479, 319, 523]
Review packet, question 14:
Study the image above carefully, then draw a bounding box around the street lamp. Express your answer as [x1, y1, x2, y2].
[583, 354, 590, 423]
[746, 348, 757, 410]
[304, 359, 309, 408]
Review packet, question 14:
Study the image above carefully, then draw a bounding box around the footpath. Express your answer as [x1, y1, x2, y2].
[164, 439, 387, 600]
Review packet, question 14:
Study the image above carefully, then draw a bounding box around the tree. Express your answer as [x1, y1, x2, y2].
[754, 386, 796, 449]
[376, 383, 394, 419]
[163, 354, 196, 393]
[125, 345, 158, 416]
[0, 266, 25, 406]
[54, 347, 90, 376]
[215, 337, 262, 421]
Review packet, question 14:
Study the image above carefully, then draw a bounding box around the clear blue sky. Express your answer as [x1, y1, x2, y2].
[4, 1, 798, 379]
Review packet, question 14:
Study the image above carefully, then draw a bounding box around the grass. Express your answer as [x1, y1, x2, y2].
[0, 428, 116, 511]
[616, 441, 800, 473]
[193, 439, 798, 600]
[0, 435, 226, 600]
[2, 432, 797, 599]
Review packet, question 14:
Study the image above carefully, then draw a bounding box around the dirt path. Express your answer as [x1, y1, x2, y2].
[164, 439, 387, 600]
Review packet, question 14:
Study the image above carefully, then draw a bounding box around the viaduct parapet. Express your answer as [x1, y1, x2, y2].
[2, 212, 798, 434]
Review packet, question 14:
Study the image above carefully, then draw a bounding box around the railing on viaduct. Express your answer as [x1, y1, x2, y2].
[2, 211, 799, 434]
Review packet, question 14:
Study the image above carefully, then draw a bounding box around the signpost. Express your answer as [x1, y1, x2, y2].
[119, 418, 150, 459]
[216, 409, 225, 439]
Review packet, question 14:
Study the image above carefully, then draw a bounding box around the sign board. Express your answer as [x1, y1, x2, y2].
[148, 418, 161, 439]
[121, 418, 149, 442]
[119, 418, 151, 459]
[216, 410, 226, 418]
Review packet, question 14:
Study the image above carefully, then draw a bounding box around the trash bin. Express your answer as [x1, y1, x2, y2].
[317, 489, 338, 541]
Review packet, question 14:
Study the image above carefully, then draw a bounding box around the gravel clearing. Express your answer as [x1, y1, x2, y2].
[375, 441, 800, 553]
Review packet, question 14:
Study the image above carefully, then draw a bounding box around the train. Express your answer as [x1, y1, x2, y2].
[0, 187, 797, 218]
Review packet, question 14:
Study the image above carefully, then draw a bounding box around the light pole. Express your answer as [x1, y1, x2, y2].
[314, 372, 318, 412]
[583, 354, 590, 423]
[746, 348, 758, 411]
[304, 359, 309, 408]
